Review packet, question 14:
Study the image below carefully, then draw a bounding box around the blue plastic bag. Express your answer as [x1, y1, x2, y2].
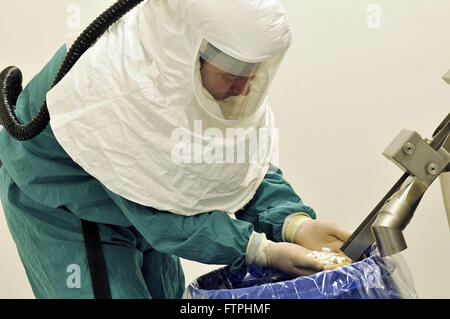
[184, 246, 417, 299]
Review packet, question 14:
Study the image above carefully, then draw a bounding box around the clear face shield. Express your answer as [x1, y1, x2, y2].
[195, 40, 284, 121]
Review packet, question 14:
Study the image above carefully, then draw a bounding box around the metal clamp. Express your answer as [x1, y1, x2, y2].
[382, 129, 450, 187]
[342, 112, 449, 261]
[443, 69, 450, 84]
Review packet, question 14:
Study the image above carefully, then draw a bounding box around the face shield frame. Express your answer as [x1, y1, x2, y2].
[193, 39, 286, 122]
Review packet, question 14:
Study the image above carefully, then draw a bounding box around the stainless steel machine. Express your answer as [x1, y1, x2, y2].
[341, 70, 450, 261]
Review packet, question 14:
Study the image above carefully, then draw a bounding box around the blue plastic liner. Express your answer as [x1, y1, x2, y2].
[184, 247, 417, 299]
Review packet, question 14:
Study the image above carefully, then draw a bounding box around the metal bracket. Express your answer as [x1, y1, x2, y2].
[444, 69, 450, 84]
[382, 130, 450, 187]
[341, 114, 449, 261]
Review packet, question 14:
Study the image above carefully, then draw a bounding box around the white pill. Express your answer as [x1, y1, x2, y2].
[321, 247, 331, 252]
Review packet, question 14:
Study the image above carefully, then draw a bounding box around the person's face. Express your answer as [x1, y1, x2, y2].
[200, 60, 254, 101]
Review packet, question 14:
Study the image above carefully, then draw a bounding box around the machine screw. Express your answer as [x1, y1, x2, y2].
[426, 163, 439, 175]
[403, 143, 415, 155]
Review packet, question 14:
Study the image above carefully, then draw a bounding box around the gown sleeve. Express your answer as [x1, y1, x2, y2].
[102, 186, 253, 273]
[235, 164, 316, 242]
[101, 164, 315, 274]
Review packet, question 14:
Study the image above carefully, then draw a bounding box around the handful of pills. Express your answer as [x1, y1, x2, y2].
[307, 247, 352, 267]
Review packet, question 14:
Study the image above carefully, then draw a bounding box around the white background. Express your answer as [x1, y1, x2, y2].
[0, 0, 449, 298]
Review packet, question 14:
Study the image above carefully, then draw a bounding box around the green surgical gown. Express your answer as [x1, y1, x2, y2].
[0, 45, 316, 299]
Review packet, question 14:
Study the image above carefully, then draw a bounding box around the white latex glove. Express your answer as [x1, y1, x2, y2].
[283, 213, 352, 253]
[294, 219, 351, 253]
[246, 232, 324, 277]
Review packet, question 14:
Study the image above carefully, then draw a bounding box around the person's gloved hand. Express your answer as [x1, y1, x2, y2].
[283, 213, 352, 253]
[246, 232, 324, 277]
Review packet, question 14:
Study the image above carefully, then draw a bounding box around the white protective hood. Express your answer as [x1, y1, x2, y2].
[46, 0, 292, 215]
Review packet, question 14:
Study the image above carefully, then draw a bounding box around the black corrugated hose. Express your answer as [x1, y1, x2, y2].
[0, 0, 144, 141]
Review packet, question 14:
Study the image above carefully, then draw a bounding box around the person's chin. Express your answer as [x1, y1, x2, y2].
[216, 94, 239, 101]
[215, 95, 228, 101]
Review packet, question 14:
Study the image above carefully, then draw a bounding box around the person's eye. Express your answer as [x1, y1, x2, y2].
[222, 74, 236, 83]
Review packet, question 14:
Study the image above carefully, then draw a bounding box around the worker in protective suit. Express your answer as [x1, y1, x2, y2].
[0, 0, 351, 298]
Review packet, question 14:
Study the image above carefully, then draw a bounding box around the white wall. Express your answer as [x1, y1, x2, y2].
[0, 0, 448, 299]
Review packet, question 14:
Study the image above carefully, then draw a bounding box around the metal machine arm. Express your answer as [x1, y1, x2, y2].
[341, 70, 450, 260]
